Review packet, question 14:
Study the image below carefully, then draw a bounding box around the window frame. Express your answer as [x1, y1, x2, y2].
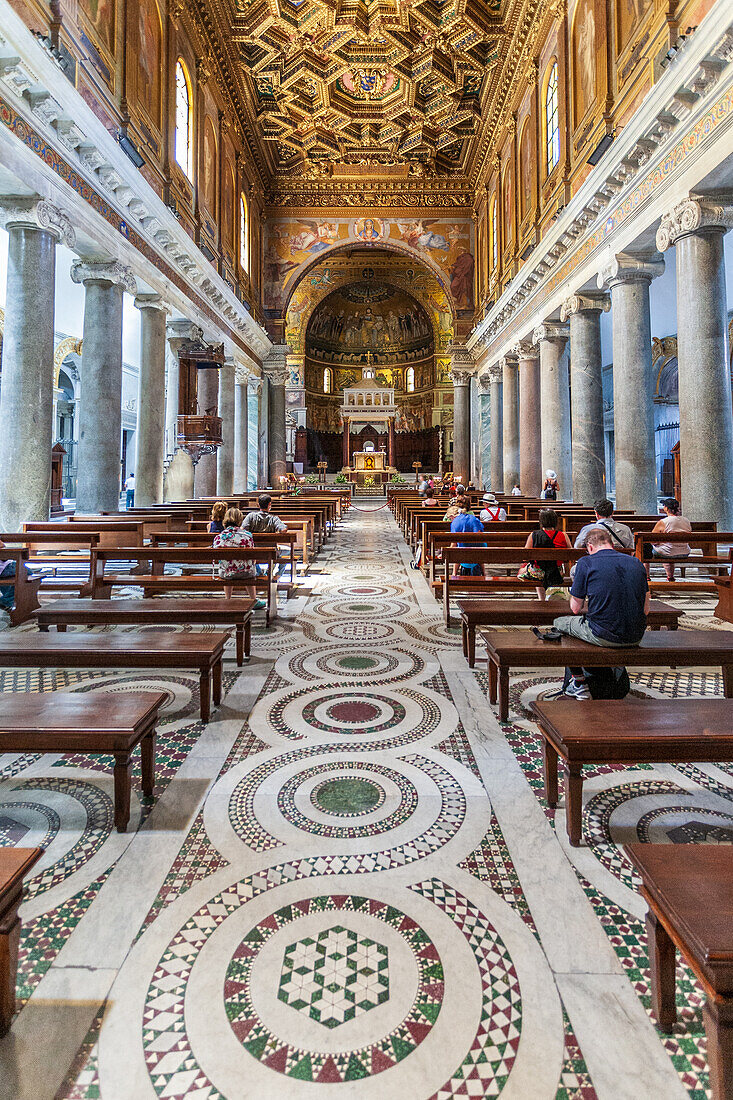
[406, 366, 415, 393]
[239, 192, 249, 273]
[544, 60, 560, 177]
[174, 59, 194, 181]
[323, 367, 332, 394]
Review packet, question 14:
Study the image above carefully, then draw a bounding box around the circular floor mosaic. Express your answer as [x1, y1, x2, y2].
[282, 645, 434, 686]
[309, 598, 413, 621]
[311, 776, 384, 816]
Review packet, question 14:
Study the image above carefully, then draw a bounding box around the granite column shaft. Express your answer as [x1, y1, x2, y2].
[134, 296, 167, 507]
[518, 348, 542, 496]
[502, 356, 520, 492]
[217, 362, 235, 496]
[561, 295, 609, 505]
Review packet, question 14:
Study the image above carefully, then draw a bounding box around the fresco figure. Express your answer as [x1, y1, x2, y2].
[577, 1, 597, 116]
[450, 248, 475, 310]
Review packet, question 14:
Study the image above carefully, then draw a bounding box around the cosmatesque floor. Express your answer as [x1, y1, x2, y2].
[1, 503, 731, 1100]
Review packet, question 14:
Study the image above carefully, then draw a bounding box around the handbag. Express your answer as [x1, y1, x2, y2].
[517, 561, 544, 581]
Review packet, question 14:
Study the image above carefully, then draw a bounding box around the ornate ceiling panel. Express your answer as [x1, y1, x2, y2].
[229, 0, 503, 178]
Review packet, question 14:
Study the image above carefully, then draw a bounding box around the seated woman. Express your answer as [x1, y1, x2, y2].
[648, 497, 692, 581]
[524, 508, 572, 601]
[213, 507, 265, 609]
[208, 500, 227, 534]
[422, 488, 439, 507]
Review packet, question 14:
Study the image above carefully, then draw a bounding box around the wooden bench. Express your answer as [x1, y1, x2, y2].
[0, 632, 228, 723]
[634, 530, 732, 590]
[0, 847, 43, 1036]
[0, 690, 166, 832]
[530, 698, 733, 845]
[0, 548, 43, 625]
[625, 844, 733, 1100]
[479, 628, 733, 722]
[150, 530, 299, 595]
[716, 565, 733, 624]
[34, 597, 253, 665]
[89, 546, 278, 624]
[459, 598, 683, 667]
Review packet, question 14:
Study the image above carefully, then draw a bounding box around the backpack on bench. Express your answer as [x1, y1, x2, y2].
[561, 665, 631, 700]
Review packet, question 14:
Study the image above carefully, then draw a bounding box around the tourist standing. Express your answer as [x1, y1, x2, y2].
[124, 471, 135, 509]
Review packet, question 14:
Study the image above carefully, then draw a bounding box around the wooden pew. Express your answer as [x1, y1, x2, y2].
[0, 847, 43, 1036]
[424, 523, 554, 584]
[458, 598, 683, 668]
[89, 545, 279, 623]
[625, 843, 733, 1100]
[35, 597, 254, 665]
[480, 628, 733, 722]
[150, 529, 299, 595]
[715, 559, 733, 624]
[0, 548, 43, 625]
[185, 517, 315, 565]
[530, 698, 733, 845]
[0, 632, 228, 723]
[633, 530, 733, 592]
[0, 690, 166, 832]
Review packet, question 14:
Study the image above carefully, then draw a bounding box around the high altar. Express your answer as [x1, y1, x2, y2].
[351, 448, 387, 486]
[340, 365, 398, 486]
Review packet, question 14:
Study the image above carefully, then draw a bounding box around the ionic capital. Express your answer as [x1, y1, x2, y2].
[235, 363, 255, 386]
[501, 352, 519, 371]
[134, 293, 168, 313]
[0, 196, 75, 248]
[560, 293, 610, 321]
[166, 319, 203, 345]
[71, 259, 137, 293]
[597, 252, 665, 289]
[532, 321, 569, 344]
[512, 338, 539, 362]
[476, 372, 492, 393]
[656, 197, 733, 252]
[263, 343, 290, 387]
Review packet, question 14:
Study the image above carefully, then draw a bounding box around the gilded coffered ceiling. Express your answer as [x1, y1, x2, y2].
[216, 0, 504, 181]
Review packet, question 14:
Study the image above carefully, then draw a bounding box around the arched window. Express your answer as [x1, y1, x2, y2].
[239, 193, 249, 273]
[545, 62, 560, 175]
[174, 60, 193, 180]
[490, 196, 498, 270]
[406, 367, 415, 393]
[323, 367, 332, 393]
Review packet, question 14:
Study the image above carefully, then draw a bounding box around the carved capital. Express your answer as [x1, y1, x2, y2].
[248, 377, 263, 396]
[166, 319, 203, 345]
[449, 342, 475, 385]
[512, 338, 539, 361]
[597, 252, 665, 289]
[71, 259, 137, 293]
[0, 196, 75, 248]
[134, 293, 168, 313]
[450, 368, 473, 386]
[656, 197, 733, 251]
[501, 352, 519, 371]
[532, 321, 569, 344]
[263, 343, 290, 387]
[560, 293, 610, 320]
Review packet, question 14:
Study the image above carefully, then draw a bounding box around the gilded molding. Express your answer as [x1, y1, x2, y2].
[0, 196, 75, 248]
[71, 260, 137, 293]
[597, 252, 665, 289]
[656, 197, 733, 251]
[559, 293, 611, 320]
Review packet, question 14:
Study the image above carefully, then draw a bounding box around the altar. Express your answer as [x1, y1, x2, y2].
[351, 449, 388, 486]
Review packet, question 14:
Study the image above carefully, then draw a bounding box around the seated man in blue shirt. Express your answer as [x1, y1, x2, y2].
[553, 527, 649, 699]
[449, 499, 484, 576]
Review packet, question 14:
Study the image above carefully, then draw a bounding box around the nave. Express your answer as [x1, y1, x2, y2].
[1, 504, 730, 1099]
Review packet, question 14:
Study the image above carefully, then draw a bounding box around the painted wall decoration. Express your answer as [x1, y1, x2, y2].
[265, 215, 473, 314]
[79, 0, 116, 53]
[520, 120, 532, 220]
[503, 164, 514, 245]
[202, 118, 217, 215]
[222, 158, 235, 252]
[573, 0, 598, 124]
[135, 0, 161, 126]
[616, 0, 651, 53]
[305, 285, 434, 366]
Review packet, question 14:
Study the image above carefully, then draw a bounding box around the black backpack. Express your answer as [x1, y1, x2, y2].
[561, 666, 631, 699]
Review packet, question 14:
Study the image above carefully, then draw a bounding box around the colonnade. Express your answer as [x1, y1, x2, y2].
[474, 196, 733, 527]
[0, 193, 267, 530]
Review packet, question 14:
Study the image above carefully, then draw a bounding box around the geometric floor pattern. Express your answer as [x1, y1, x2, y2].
[0, 501, 729, 1099]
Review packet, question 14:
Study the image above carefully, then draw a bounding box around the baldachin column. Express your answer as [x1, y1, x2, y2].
[72, 259, 136, 513]
[0, 198, 75, 529]
[515, 340, 542, 496]
[533, 321, 571, 500]
[657, 198, 733, 526]
[502, 353, 520, 492]
[450, 343, 475, 483]
[560, 292, 610, 505]
[217, 359, 235, 496]
[265, 345, 290, 485]
[134, 295, 168, 507]
[233, 369, 249, 493]
[598, 253, 664, 513]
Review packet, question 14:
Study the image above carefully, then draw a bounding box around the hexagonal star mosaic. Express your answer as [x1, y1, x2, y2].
[279, 925, 389, 1029]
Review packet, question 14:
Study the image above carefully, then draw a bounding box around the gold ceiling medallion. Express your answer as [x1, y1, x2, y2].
[341, 67, 397, 100]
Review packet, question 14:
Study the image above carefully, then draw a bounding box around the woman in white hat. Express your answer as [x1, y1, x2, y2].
[542, 470, 559, 500]
[479, 493, 507, 523]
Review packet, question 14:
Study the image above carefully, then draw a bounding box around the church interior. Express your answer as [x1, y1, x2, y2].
[1, 0, 733, 1096]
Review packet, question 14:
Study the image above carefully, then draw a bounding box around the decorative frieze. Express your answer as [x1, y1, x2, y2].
[0, 196, 75, 248]
[656, 197, 733, 251]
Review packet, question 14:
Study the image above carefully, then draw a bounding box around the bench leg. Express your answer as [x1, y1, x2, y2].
[244, 617, 251, 658]
[498, 668, 509, 723]
[0, 906, 21, 1036]
[113, 752, 132, 833]
[461, 621, 468, 660]
[488, 659, 498, 704]
[200, 668, 211, 724]
[564, 763, 584, 847]
[141, 730, 156, 797]
[646, 909, 677, 1031]
[703, 998, 733, 1100]
[468, 626, 476, 669]
[212, 659, 222, 706]
[542, 737, 559, 807]
[57, 624, 68, 632]
[236, 623, 244, 666]
[723, 664, 732, 700]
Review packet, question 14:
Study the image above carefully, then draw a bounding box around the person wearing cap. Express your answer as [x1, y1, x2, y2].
[542, 470, 559, 500]
[479, 493, 507, 522]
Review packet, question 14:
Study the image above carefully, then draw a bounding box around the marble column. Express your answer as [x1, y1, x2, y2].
[217, 360, 235, 496]
[450, 344, 475, 483]
[0, 198, 75, 529]
[516, 340, 542, 496]
[560, 293, 610, 505]
[657, 198, 733, 526]
[165, 320, 202, 458]
[194, 361, 219, 498]
[72, 260, 136, 513]
[134, 295, 168, 507]
[264, 345, 290, 485]
[254, 379, 267, 488]
[489, 365, 503, 492]
[502, 354, 520, 492]
[598, 253, 665, 513]
[233, 372, 249, 493]
[533, 321, 571, 499]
